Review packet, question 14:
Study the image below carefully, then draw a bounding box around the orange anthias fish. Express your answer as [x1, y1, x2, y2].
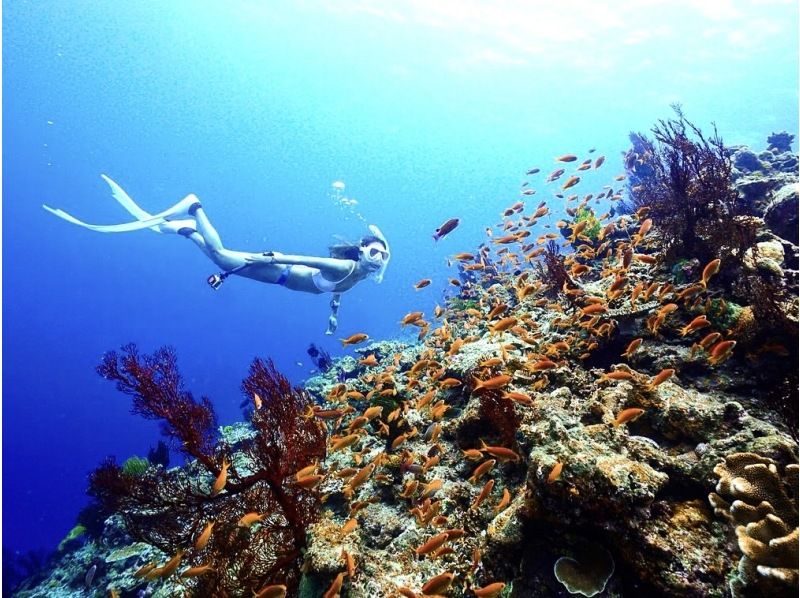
[701, 258, 722, 288]
[480, 440, 520, 462]
[342, 549, 356, 577]
[494, 488, 511, 513]
[401, 311, 424, 326]
[621, 338, 643, 359]
[490, 317, 517, 333]
[473, 375, 512, 391]
[470, 479, 495, 510]
[211, 459, 230, 496]
[341, 518, 358, 534]
[556, 154, 578, 162]
[194, 521, 216, 550]
[238, 512, 267, 527]
[180, 563, 215, 578]
[613, 407, 645, 426]
[478, 357, 503, 368]
[294, 474, 324, 489]
[253, 584, 288, 598]
[363, 405, 383, 420]
[528, 359, 558, 372]
[533, 205, 549, 218]
[323, 572, 345, 598]
[680, 315, 710, 336]
[422, 572, 455, 595]
[647, 368, 675, 390]
[469, 459, 497, 483]
[708, 340, 736, 365]
[341, 333, 369, 346]
[547, 461, 563, 483]
[502, 391, 534, 406]
[148, 550, 185, 579]
[133, 562, 157, 579]
[415, 531, 450, 555]
[562, 175, 581, 190]
[698, 331, 723, 350]
[359, 354, 379, 366]
[414, 279, 432, 290]
[488, 303, 509, 319]
[330, 434, 361, 452]
[474, 582, 506, 598]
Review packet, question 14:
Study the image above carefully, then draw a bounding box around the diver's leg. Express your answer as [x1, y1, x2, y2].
[189, 204, 223, 252]
[177, 203, 255, 271]
[177, 202, 290, 281]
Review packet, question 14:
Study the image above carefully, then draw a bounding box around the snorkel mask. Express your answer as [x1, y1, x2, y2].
[362, 224, 390, 283]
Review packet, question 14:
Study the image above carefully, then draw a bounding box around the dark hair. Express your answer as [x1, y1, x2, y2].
[328, 235, 387, 260]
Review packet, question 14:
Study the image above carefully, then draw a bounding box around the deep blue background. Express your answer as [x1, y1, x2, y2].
[4, 1, 797, 555]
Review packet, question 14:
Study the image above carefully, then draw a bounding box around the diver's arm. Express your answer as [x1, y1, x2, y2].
[325, 293, 341, 335]
[246, 252, 353, 278]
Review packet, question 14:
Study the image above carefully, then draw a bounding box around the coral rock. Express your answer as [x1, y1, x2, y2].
[764, 183, 799, 244]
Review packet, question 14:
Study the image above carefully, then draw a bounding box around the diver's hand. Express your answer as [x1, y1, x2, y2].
[245, 251, 284, 265]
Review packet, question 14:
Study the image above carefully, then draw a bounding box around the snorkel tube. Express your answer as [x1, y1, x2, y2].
[368, 224, 390, 283]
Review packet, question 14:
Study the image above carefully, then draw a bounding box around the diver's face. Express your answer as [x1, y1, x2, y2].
[360, 242, 389, 270]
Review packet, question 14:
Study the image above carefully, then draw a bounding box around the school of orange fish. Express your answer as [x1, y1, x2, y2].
[132, 149, 749, 597]
[280, 149, 749, 597]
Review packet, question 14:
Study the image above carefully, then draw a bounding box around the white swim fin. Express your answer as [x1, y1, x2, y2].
[42, 205, 169, 232]
[100, 174, 154, 221]
[43, 175, 199, 234]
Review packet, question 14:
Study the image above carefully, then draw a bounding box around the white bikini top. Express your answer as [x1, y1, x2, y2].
[311, 262, 355, 293]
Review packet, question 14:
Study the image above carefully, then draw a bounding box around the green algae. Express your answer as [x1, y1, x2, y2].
[121, 456, 150, 476]
[574, 207, 601, 241]
[57, 524, 86, 551]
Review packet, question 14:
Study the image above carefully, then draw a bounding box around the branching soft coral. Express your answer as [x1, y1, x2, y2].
[540, 241, 577, 297]
[97, 344, 218, 471]
[626, 105, 753, 269]
[239, 357, 328, 548]
[90, 346, 327, 596]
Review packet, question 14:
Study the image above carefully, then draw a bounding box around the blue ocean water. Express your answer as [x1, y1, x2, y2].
[3, 0, 797, 564]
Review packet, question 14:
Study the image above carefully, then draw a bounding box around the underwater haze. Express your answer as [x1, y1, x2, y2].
[3, 0, 798, 584]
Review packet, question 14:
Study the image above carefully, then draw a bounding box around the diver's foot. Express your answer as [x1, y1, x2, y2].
[163, 194, 201, 221]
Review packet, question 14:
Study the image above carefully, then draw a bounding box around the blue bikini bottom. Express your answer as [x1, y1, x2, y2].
[276, 265, 292, 286]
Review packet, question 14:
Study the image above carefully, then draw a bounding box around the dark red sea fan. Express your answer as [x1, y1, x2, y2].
[241, 357, 327, 482]
[541, 240, 577, 297]
[627, 104, 747, 266]
[478, 393, 522, 448]
[96, 344, 218, 471]
[90, 347, 328, 595]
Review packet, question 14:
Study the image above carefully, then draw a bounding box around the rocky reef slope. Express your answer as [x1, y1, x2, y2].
[14, 126, 798, 598]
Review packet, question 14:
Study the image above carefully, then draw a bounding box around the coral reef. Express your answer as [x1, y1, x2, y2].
[18, 122, 799, 598]
[626, 105, 744, 267]
[20, 347, 326, 597]
[709, 453, 799, 597]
